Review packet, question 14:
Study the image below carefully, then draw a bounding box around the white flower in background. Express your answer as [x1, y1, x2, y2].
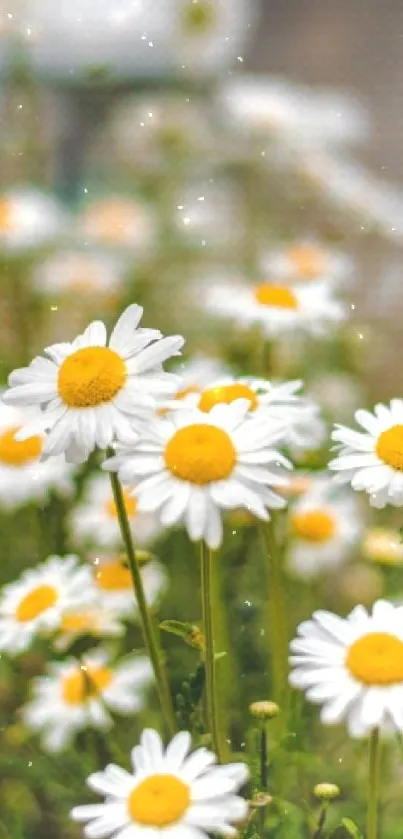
[362, 527, 403, 566]
[105, 401, 292, 549]
[92, 556, 167, 620]
[71, 727, 249, 838]
[164, 355, 233, 406]
[218, 75, 369, 149]
[290, 600, 403, 736]
[0, 188, 66, 251]
[165, 376, 325, 453]
[0, 556, 94, 655]
[104, 94, 215, 172]
[0, 400, 74, 509]
[55, 601, 126, 650]
[20, 0, 252, 81]
[32, 249, 127, 296]
[204, 278, 345, 337]
[287, 475, 362, 578]
[3, 305, 184, 464]
[23, 651, 152, 752]
[70, 475, 162, 549]
[175, 181, 243, 251]
[260, 240, 353, 288]
[78, 197, 156, 253]
[329, 400, 403, 508]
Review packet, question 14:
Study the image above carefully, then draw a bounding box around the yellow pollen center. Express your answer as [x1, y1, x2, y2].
[164, 423, 236, 484]
[198, 384, 258, 413]
[95, 561, 132, 591]
[106, 491, 137, 519]
[175, 385, 201, 400]
[291, 508, 336, 543]
[128, 774, 190, 826]
[16, 584, 58, 622]
[346, 632, 403, 685]
[62, 666, 113, 705]
[0, 425, 42, 466]
[58, 346, 127, 408]
[254, 284, 298, 309]
[376, 425, 403, 470]
[61, 612, 97, 634]
[287, 244, 325, 278]
[182, 1, 215, 33]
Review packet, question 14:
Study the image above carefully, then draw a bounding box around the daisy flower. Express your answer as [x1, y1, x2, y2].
[22, 651, 152, 752]
[70, 475, 162, 549]
[204, 277, 345, 337]
[32, 249, 127, 296]
[105, 401, 292, 549]
[329, 400, 403, 508]
[287, 475, 362, 578]
[92, 556, 167, 620]
[164, 376, 325, 453]
[78, 197, 156, 253]
[289, 600, 403, 736]
[55, 602, 126, 651]
[0, 187, 66, 251]
[0, 556, 94, 655]
[71, 727, 249, 838]
[0, 399, 74, 509]
[260, 239, 352, 288]
[361, 527, 403, 566]
[3, 304, 184, 464]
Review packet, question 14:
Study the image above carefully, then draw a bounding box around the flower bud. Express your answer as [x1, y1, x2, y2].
[249, 700, 280, 720]
[313, 782, 340, 801]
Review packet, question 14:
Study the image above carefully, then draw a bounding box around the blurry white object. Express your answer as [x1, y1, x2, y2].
[19, 0, 254, 82]
[77, 196, 156, 254]
[218, 75, 370, 149]
[174, 179, 243, 251]
[32, 249, 127, 296]
[0, 188, 66, 252]
[261, 239, 353, 289]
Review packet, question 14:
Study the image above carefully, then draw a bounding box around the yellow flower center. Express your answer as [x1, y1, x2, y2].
[182, 1, 215, 33]
[57, 346, 127, 408]
[175, 385, 200, 400]
[61, 611, 97, 634]
[128, 774, 190, 826]
[362, 528, 403, 566]
[376, 425, 403, 470]
[291, 508, 336, 543]
[254, 284, 298, 309]
[0, 425, 42, 466]
[198, 383, 258, 413]
[0, 199, 12, 232]
[164, 424, 236, 484]
[287, 244, 326, 279]
[16, 584, 58, 622]
[346, 632, 403, 685]
[95, 561, 132, 591]
[62, 666, 113, 705]
[106, 491, 137, 519]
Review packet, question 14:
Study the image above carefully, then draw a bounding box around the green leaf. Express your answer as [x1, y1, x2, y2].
[159, 620, 204, 650]
[330, 818, 363, 839]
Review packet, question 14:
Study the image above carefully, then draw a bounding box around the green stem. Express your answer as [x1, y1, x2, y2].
[260, 517, 289, 712]
[259, 723, 268, 835]
[367, 727, 381, 839]
[107, 459, 176, 736]
[200, 541, 222, 760]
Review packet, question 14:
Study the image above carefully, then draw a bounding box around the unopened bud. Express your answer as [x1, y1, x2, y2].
[313, 783, 340, 801]
[249, 700, 280, 720]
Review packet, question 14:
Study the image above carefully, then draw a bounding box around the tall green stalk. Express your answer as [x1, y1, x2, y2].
[107, 460, 176, 736]
[367, 727, 381, 839]
[200, 541, 222, 760]
[260, 517, 289, 712]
